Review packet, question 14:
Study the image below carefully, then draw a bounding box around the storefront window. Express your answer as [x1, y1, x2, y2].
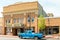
[6, 27, 12, 34]
[17, 29, 20, 34]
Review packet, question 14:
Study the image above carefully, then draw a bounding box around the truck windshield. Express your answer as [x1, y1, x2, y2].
[25, 30, 32, 33]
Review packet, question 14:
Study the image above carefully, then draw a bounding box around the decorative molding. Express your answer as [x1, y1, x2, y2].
[3, 10, 38, 15]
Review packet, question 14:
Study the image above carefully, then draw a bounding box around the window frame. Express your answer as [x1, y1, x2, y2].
[6, 19, 10, 24]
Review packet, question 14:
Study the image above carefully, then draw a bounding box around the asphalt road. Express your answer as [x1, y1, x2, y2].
[0, 35, 59, 40]
[0, 36, 35, 40]
[0, 37, 35, 40]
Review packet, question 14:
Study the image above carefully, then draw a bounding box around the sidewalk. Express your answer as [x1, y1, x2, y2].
[0, 35, 18, 38]
[0, 35, 35, 40]
[45, 34, 59, 38]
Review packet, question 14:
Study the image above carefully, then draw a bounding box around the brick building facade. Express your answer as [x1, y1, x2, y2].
[0, 1, 60, 35]
[0, 17, 4, 35]
[2, 1, 47, 35]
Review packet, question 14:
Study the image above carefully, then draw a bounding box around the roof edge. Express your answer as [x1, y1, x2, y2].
[4, 1, 39, 8]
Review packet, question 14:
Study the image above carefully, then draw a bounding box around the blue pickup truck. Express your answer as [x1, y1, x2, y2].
[18, 30, 44, 39]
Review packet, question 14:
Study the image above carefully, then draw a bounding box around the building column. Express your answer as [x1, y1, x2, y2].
[35, 16, 38, 33]
[24, 13, 26, 24]
[2, 17, 5, 35]
[23, 13, 27, 29]
[10, 14, 13, 35]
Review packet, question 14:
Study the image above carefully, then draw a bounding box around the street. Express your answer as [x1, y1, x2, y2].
[0, 35, 60, 40]
[0, 35, 35, 40]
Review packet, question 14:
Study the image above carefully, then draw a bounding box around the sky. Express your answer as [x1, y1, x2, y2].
[0, 0, 60, 17]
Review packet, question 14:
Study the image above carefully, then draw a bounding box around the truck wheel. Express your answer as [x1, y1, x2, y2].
[21, 37, 23, 39]
[38, 37, 41, 39]
[18, 36, 20, 37]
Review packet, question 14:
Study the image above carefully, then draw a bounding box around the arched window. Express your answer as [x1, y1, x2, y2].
[27, 15, 31, 22]
[32, 17, 34, 22]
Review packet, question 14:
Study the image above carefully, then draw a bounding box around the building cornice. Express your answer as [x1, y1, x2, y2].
[3, 9, 38, 15]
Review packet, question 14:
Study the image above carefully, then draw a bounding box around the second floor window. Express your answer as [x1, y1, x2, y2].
[6, 19, 10, 24]
[18, 18, 24, 24]
[32, 17, 34, 22]
[27, 16, 34, 22]
[18, 18, 21, 23]
[27, 15, 31, 22]
[14, 19, 16, 23]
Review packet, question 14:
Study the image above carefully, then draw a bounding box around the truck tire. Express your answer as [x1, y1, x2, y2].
[18, 36, 20, 38]
[38, 37, 41, 39]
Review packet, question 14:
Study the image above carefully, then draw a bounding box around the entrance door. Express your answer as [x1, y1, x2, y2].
[48, 28, 52, 34]
[14, 29, 17, 35]
[12, 28, 17, 36]
[20, 28, 24, 33]
[12, 28, 24, 36]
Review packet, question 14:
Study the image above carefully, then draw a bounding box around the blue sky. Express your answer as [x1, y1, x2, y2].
[0, 0, 60, 17]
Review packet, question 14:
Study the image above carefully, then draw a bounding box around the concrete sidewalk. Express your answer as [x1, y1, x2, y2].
[0, 35, 18, 38]
[0, 35, 35, 40]
[45, 35, 59, 39]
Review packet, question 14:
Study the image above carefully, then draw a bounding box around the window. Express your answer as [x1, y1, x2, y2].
[32, 17, 34, 22]
[17, 29, 20, 34]
[6, 19, 10, 24]
[27, 16, 31, 22]
[6, 27, 12, 34]
[18, 18, 24, 23]
[18, 18, 21, 23]
[14, 19, 16, 23]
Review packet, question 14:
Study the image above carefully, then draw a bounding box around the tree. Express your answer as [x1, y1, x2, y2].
[38, 15, 45, 30]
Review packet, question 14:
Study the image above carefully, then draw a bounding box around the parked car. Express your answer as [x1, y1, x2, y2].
[18, 30, 44, 39]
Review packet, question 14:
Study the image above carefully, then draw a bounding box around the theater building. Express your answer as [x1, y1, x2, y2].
[1, 1, 60, 36]
[2, 1, 47, 35]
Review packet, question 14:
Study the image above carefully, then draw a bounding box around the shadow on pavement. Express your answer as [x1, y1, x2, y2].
[38, 39, 46, 40]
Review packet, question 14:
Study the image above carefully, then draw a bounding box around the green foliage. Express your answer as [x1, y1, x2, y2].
[38, 15, 45, 30]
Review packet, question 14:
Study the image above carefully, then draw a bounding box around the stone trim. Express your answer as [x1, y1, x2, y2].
[3, 9, 38, 15]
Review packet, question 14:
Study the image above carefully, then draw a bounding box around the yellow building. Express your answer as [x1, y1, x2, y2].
[2, 1, 47, 35]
